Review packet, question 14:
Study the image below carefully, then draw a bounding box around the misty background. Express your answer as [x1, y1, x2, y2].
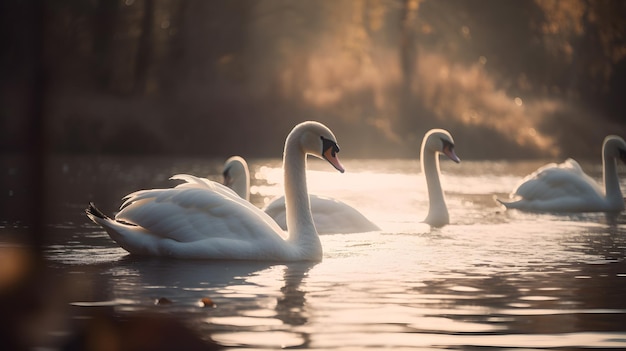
[4, 2, 626, 346]
[2, 0, 626, 160]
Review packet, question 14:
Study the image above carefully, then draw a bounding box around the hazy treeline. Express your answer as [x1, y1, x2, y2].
[3, 0, 626, 159]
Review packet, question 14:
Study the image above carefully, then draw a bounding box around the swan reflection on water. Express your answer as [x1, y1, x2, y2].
[30, 152, 626, 350]
[96, 258, 317, 348]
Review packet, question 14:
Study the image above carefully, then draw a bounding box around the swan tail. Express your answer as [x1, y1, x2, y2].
[86, 202, 126, 231]
[85, 203, 126, 246]
[86, 202, 161, 255]
[495, 197, 520, 209]
[86, 202, 109, 221]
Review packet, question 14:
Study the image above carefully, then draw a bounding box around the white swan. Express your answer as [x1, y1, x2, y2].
[222, 156, 250, 202]
[222, 157, 380, 233]
[420, 129, 461, 227]
[85, 121, 345, 261]
[498, 135, 626, 213]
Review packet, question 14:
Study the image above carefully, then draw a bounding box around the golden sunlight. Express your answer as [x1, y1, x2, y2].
[416, 53, 560, 156]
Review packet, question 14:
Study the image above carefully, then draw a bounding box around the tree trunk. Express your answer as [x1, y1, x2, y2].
[134, 0, 155, 95]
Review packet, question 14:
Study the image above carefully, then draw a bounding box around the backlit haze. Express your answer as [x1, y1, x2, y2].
[2, 3, 626, 349]
[3, 0, 626, 160]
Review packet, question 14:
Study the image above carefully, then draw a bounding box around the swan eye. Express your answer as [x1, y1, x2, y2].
[440, 138, 454, 152]
[321, 136, 340, 157]
[222, 167, 230, 178]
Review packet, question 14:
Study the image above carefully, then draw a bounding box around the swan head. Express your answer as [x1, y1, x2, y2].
[288, 121, 345, 173]
[222, 156, 250, 200]
[603, 135, 626, 164]
[422, 129, 460, 163]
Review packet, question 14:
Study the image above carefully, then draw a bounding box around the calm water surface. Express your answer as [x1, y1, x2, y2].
[6, 155, 626, 349]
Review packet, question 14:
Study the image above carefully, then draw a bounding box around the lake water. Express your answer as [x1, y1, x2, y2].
[3, 155, 626, 350]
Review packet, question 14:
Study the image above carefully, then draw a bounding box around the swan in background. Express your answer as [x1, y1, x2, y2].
[498, 135, 626, 213]
[222, 156, 250, 202]
[221, 156, 380, 234]
[86, 121, 345, 261]
[420, 129, 461, 227]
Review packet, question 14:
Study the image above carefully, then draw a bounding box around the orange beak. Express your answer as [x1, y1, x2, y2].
[323, 147, 345, 173]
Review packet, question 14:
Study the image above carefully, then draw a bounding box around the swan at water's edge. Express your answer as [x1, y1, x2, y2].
[222, 156, 380, 234]
[86, 121, 344, 261]
[420, 129, 461, 227]
[497, 135, 626, 213]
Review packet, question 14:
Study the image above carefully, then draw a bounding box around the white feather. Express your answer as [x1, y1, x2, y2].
[498, 136, 626, 213]
[222, 156, 379, 234]
[87, 121, 344, 261]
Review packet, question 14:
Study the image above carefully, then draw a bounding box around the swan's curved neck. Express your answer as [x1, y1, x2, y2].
[422, 148, 449, 226]
[283, 136, 321, 257]
[603, 147, 624, 210]
[232, 174, 250, 201]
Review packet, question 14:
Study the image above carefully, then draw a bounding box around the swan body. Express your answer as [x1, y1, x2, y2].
[86, 121, 345, 261]
[263, 195, 379, 233]
[222, 157, 379, 234]
[420, 129, 461, 227]
[498, 135, 626, 213]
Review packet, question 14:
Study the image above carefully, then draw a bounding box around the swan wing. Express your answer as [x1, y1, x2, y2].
[263, 194, 379, 233]
[170, 173, 240, 197]
[513, 159, 603, 201]
[116, 175, 286, 244]
[309, 195, 380, 233]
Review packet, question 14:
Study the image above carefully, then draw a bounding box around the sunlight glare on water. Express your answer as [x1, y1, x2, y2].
[254, 158, 455, 232]
[35, 156, 626, 350]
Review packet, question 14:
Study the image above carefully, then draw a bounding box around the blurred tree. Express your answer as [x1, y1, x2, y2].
[134, 0, 155, 95]
[34, 0, 626, 158]
[93, 0, 120, 91]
